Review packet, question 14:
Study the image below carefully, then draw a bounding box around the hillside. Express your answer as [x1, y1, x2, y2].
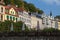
[4, 0, 44, 14]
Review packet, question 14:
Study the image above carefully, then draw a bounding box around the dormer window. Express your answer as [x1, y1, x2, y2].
[11, 11, 12, 13]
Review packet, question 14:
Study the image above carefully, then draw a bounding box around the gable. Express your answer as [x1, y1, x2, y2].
[9, 8, 17, 15]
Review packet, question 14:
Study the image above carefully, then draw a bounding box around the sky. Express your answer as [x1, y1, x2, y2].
[25, 0, 60, 17]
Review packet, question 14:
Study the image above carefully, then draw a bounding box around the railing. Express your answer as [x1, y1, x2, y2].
[0, 31, 60, 40]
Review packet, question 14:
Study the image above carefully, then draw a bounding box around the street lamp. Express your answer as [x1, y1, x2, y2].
[10, 23, 13, 32]
[22, 21, 25, 31]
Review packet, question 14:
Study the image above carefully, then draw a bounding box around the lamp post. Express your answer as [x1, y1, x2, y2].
[22, 21, 25, 31]
[10, 23, 13, 32]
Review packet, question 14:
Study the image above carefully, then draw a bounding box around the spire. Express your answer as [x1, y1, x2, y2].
[50, 11, 52, 17]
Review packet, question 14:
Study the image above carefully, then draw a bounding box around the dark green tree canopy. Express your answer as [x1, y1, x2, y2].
[4, 0, 44, 14]
[55, 15, 60, 19]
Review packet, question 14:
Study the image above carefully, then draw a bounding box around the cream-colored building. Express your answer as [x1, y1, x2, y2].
[41, 14, 56, 29]
[0, 0, 57, 30]
[31, 14, 43, 30]
[18, 11, 31, 29]
[55, 19, 60, 30]
[0, 0, 19, 22]
[4, 6, 19, 22]
[57, 21, 60, 30]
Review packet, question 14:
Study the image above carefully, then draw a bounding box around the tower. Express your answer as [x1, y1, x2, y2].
[50, 11, 52, 17]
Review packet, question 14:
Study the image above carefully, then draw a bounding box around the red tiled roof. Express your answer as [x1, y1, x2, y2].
[5, 5, 24, 12]
[5, 6, 11, 10]
[18, 7, 24, 12]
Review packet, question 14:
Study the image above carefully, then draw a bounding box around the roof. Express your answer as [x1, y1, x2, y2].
[5, 6, 11, 10]
[5, 5, 24, 12]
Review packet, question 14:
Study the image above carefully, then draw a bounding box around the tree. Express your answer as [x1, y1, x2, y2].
[4, 0, 11, 5]
[4, 0, 44, 14]
[14, 0, 24, 7]
[55, 15, 60, 19]
[28, 3, 37, 12]
[10, 0, 15, 5]
[3, 20, 13, 32]
[0, 21, 3, 32]
[37, 9, 44, 14]
[25, 25, 29, 31]
[42, 28, 59, 32]
[23, 1, 29, 11]
[14, 21, 23, 32]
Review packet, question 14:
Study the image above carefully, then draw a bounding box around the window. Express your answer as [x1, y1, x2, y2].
[13, 17, 15, 21]
[5, 9, 8, 13]
[42, 18, 45, 24]
[1, 7, 3, 13]
[7, 15, 9, 20]
[46, 18, 49, 25]
[10, 16, 12, 20]
[13, 12, 14, 14]
[11, 11, 12, 14]
[16, 18, 17, 22]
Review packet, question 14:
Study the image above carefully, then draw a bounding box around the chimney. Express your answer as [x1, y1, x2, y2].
[16, 5, 18, 7]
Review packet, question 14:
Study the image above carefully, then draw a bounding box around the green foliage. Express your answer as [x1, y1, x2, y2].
[55, 15, 60, 19]
[0, 20, 29, 32]
[4, 0, 11, 5]
[14, 0, 24, 7]
[27, 3, 37, 12]
[14, 21, 23, 32]
[43, 28, 59, 32]
[37, 9, 44, 14]
[23, 1, 29, 11]
[4, 0, 44, 14]
[25, 25, 29, 31]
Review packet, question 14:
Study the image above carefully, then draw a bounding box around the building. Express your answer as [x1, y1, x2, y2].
[18, 10, 31, 29]
[0, 0, 19, 22]
[0, 0, 57, 30]
[31, 13, 43, 30]
[55, 18, 60, 30]
[4, 5, 19, 22]
[41, 13, 55, 29]
[0, 0, 5, 21]
[57, 21, 60, 30]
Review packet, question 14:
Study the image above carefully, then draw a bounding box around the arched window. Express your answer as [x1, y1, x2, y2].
[10, 16, 12, 20]
[16, 18, 17, 22]
[7, 15, 9, 20]
[13, 17, 15, 21]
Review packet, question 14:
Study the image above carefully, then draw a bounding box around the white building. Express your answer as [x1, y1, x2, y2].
[18, 10, 31, 29]
[31, 13, 43, 30]
[41, 13, 55, 29]
[55, 18, 60, 30]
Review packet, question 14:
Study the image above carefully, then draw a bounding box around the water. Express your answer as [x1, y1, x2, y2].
[0, 36, 60, 40]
